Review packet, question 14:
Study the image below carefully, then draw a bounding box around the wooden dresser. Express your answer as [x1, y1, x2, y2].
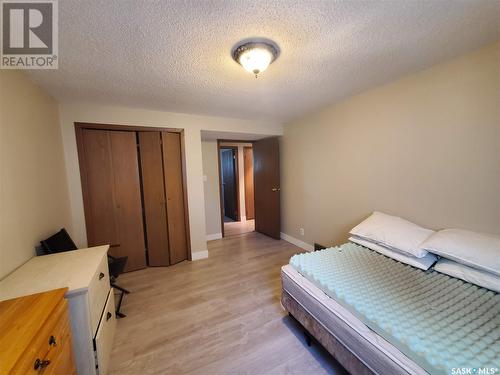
[0, 288, 75, 374]
[0, 246, 116, 375]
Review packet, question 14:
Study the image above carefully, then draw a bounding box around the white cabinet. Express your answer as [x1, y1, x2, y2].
[94, 289, 117, 375]
[0, 246, 116, 375]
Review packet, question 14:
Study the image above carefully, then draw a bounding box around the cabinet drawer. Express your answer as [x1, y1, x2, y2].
[88, 253, 110, 336]
[94, 289, 117, 375]
[43, 321, 75, 375]
[11, 299, 73, 375]
[40, 311, 75, 375]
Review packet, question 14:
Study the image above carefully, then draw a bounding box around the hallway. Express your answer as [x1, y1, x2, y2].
[224, 219, 255, 237]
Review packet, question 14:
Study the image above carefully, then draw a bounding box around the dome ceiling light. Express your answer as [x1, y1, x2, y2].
[232, 39, 280, 78]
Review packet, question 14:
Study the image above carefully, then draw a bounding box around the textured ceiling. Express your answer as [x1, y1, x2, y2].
[30, 0, 500, 123]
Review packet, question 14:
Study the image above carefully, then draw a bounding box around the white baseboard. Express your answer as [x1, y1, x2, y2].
[240, 215, 247, 221]
[280, 232, 314, 252]
[206, 233, 222, 241]
[191, 250, 209, 261]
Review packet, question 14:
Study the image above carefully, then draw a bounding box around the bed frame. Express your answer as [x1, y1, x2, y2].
[281, 290, 375, 375]
[281, 272, 418, 375]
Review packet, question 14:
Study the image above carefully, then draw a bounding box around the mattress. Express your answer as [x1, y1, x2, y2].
[282, 265, 426, 375]
[289, 243, 500, 375]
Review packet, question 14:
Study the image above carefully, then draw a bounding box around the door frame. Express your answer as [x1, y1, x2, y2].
[74, 122, 192, 261]
[217, 140, 255, 237]
[243, 146, 254, 220]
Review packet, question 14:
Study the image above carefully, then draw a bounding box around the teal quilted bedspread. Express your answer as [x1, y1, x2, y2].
[289, 243, 500, 375]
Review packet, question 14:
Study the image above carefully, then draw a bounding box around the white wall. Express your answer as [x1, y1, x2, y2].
[58, 102, 282, 259]
[0, 71, 72, 279]
[202, 141, 222, 239]
[281, 42, 500, 247]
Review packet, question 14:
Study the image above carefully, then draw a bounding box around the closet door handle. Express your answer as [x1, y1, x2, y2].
[99, 272, 105, 280]
[106, 311, 112, 321]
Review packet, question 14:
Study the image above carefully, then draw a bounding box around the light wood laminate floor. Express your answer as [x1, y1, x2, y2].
[224, 219, 255, 237]
[109, 232, 347, 374]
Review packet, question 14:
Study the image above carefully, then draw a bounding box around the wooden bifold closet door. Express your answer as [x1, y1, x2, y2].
[80, 129, 146, 271]
[161, 132, 189, 265]
[138, 131, 170, 266]
[138, 131, 189, 266]
[78, 126, 189, 272]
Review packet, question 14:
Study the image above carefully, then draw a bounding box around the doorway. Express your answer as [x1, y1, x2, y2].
[218, 142, 255, 237]
[213, 137, 280, 240]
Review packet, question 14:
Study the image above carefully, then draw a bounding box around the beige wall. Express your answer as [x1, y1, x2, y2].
[58, 103, 282, 258]
[281, 42, 500, 248]
[0, 71, 72, 279]
[202, 141, 222, 237]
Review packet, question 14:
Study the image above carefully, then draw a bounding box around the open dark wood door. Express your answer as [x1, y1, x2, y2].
[253, 137, 280, 239]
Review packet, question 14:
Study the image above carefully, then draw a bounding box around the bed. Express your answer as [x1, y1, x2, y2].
[281, 243, 500, 375]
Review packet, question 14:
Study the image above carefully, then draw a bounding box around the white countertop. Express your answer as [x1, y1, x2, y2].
[0, 245, 109, 301]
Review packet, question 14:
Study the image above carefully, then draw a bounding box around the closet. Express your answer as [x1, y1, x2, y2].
[76, 124, 189, 271]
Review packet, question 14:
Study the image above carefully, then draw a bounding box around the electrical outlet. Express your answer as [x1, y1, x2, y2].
[299, 228, 305, 236]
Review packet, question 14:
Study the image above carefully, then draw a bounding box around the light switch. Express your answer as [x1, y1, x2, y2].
[203, 175, 208, 182]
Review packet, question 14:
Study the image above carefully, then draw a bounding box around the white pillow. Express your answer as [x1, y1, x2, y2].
[420, 229, 500, 276]
[349, 236, 437, 271]
[349, 211, 434, 258]
[434, 258, 500, 293]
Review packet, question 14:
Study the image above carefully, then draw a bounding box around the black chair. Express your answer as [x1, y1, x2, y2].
[40, 228, 78, 254]
[106, 255, 130, 318]
[40, 228, 130, 318]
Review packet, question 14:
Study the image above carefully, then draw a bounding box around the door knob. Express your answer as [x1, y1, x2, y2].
[271, 187, 281, 192]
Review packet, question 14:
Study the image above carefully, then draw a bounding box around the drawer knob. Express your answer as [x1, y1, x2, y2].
[34, 359, 51, 371]
[99, 272, 105, 280]
[106, 311, 112, 321]
[48, 335, 56, 346]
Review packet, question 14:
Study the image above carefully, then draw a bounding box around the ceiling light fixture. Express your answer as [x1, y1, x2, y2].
[232, 39, 280, 78]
